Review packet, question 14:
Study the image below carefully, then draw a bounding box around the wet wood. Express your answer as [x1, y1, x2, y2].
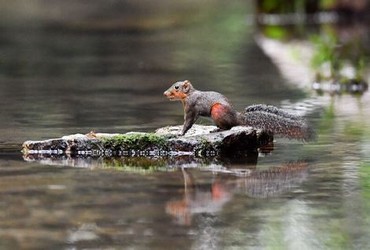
[22, 125, 272, 158]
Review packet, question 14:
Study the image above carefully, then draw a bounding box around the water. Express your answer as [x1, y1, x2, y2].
[1, 1, 370, 249]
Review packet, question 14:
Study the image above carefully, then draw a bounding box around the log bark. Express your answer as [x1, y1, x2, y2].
[22, 125, 272, 159]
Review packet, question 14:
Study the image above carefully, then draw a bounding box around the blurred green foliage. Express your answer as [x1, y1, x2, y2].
[263, 25, 289, 39]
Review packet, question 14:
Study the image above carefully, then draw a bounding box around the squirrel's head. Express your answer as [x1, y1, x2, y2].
[163, 80, 194, 101]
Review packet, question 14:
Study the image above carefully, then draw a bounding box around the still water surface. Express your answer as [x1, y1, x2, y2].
[1, 3, 370, 249]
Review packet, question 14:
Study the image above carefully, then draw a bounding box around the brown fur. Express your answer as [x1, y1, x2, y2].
[164, 80, 314, 140]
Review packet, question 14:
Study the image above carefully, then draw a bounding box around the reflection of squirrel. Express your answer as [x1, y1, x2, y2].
[164, 80, 314, 140]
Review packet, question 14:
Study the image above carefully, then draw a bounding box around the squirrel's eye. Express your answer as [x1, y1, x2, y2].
[174, 85, 179, 90]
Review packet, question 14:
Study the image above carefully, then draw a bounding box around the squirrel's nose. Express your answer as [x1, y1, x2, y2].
[163, 91, 169, 96]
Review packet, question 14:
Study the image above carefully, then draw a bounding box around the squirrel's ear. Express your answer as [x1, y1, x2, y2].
[183, 80, 191, 92]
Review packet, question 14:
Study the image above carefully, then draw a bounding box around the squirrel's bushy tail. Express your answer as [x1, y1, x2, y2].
[243, 104, 315, 141]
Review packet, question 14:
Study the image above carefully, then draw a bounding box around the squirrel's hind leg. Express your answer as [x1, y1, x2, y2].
[211, 103, 238, 130]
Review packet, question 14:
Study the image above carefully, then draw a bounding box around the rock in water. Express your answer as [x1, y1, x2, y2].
[22, 125, 272, 158]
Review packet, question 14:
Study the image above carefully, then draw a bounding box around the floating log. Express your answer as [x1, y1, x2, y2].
[22, 125, 272, 159]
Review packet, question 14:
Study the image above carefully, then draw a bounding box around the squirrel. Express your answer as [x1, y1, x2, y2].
[163, 80, 314, 140]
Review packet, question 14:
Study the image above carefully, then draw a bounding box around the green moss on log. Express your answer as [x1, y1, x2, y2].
[102, 133, 168, 151]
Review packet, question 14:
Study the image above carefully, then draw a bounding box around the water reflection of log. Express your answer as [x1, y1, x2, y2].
[22, 142, 268, 169]
[165, 162, 309, 225]
[22, 154, 245, 170]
